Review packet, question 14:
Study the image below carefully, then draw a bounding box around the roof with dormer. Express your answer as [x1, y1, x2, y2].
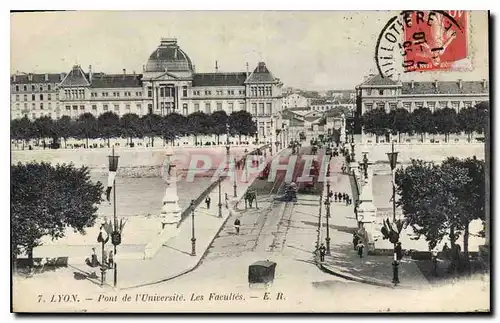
[60, 65, 90, 87]
[192, 72, 247, 87]
[245, 62, 277, 84]
[11, 73, 62, 84]
[401, 81, 489, 95]
[89, 74, 143, 88]
[358, 74, 400, 87]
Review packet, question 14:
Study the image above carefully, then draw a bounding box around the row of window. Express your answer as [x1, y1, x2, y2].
[146, 86, 189, 98]
[15, 102, 58, 111]
[14, 84, 55, 92]
[365, 101, 475, 111]
[250, 86, 273, 97]
[365, 89, 398, 96]
[13, 93, 58, 102]
[192, 89, 246, 97]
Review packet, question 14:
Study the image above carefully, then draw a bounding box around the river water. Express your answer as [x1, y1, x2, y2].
[91, 176, 215, 218]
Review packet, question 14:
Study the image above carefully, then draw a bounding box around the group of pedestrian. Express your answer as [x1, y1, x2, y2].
[333, 192, 352, 205]
[86, 247, 114, 279]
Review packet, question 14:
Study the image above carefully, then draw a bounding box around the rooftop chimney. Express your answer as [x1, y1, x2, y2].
[410, 80, 415, 89]
[28, 73, 33, 82]
[44, 73, 49, 81]
[12, 74, 16, 82]
[143, 65, 146, 72]
[88, 65, 92, 83]
[193, 65, 196, 73]
[246, 62, 250, 77]
[215, 61, 219, 73]
[60, 72, 66, 81]
[458, 79, 463, 89]
[482, 79, 487, 89]
[434, 80, 438, 88]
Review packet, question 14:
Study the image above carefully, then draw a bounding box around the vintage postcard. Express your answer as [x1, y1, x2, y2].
[10, 10, 490, 313]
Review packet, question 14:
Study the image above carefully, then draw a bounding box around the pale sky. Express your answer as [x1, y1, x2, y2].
[10, 11, 489, 91]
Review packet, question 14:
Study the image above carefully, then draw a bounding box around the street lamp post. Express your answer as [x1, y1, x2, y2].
[108, 146, 120, 288]
[190, 200, 196, 256]
[218, 179, 222, 218]
[362, 152, 369, 179]
[386, 141, 400, 285]
[98, 226, 107, 287]
[350, 142, 355, 162]
[233, 158, 238, 197]
[325, 163, 331, 255]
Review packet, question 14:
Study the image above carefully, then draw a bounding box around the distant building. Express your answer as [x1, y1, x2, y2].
[281, 92, 310, 110]
[355, 74, 490, 141]
[11, 38, 283, 140]
[310, 97, 355, 113]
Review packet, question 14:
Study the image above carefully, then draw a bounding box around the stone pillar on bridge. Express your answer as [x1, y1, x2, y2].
[356, 162, 378, 252]
[160, 147, 182, 226]
[144, 146, 182, 259]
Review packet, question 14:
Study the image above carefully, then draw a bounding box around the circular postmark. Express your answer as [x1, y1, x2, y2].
[375, 10, 466, 81]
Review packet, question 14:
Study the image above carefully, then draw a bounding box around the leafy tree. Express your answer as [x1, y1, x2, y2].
[141, 113, 163, 147]
[475, 101, 489, 135]
[457, 107, 480, 142]
[120, 113, 143, 146]
[396, 157, 485, 273]
[388, 108, 412, 142]
[11, 117, 34, 149]
[56, 116, 74, 149]
[11, 162, 103, 265]
[187, 111, 211, 146]
[75, 113, 98, 148]
[211, 110, 229, 145]
[361, 107, 388, 143]
[162, 113, 187, 146]
[441, 157, 485, 272]
[98, 111, 121, 148]
[229, 110, 256, 144]
[395, 159, 469, 250]
[33, 116, 55, 148]
[433, 108, 458, 143]
[410, 107, 434, 142]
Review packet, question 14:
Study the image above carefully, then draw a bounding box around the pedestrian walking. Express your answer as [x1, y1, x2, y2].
[319, 243, 326, 262]
[431, 248, 439, 277]
[205, 196, 211, 209]
[225, 193, 229, 208]
[108, 250, 114, 269]
[234, 218, 241, 234]
[334, 193, 338, 202]
[357, 241, 365, 258]
[353, 233, 359, 250]
[91, 247, 99, 267]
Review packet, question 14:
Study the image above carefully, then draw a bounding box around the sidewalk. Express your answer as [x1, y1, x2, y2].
[316, 155, 429, 289]
[69, 147, 285, 290]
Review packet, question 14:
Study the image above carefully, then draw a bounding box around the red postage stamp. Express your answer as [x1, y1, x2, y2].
[402, 10, 469, 72]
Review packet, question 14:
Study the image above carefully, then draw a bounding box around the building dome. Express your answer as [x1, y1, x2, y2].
[145, 38, 193, 73]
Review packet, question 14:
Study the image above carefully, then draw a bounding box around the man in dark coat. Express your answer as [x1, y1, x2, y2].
[319, 243, 326, 262]
[205, 196, 211, 209]
[234, 218, 241, 234]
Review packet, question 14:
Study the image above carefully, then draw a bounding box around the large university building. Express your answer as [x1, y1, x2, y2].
[10, 38, 283, 138]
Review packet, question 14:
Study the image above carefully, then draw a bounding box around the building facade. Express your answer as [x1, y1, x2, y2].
[310, 97, 355, 113]
[355, 74, 489, 141]
[10, 38, 283, 139]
